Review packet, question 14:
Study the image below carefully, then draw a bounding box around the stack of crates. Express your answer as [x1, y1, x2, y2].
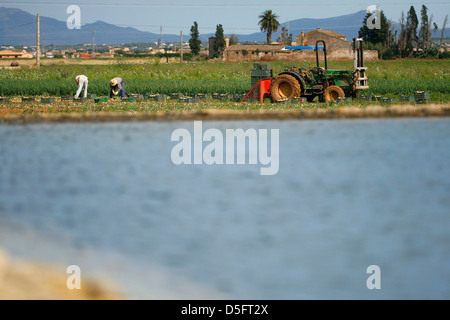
[414, 91, 430, 104]
[250, 63, 272, 101]
[251, 63, 273, 88]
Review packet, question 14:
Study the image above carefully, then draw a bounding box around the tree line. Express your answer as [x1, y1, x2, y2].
[359, 5, 449, 59]
[188, 10, 291, 58]
[188, 6, 448, 60]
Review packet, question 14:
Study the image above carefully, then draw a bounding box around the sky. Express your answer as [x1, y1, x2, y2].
[0, 0, 449, 36]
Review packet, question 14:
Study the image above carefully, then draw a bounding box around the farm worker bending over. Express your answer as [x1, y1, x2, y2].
[74, 75, 88, 99]
[110, 77, 125, 98]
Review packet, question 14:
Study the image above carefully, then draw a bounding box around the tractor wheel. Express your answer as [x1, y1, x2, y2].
[323, 85, 345, 103]
[270, 74, 301, 101]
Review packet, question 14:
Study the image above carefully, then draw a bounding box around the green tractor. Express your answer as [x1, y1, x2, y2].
[269, 38, 369, 102]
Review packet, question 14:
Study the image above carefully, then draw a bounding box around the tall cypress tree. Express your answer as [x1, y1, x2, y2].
[189, 21, 202, 56]
[214, 24, 226, 54]
[419, 5, 432, 50]
[405, 6, 419, 54]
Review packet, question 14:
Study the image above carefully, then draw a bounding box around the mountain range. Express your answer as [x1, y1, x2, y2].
[0, 7, 448, 47]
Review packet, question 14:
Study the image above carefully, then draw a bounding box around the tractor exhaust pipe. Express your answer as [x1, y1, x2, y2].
[353, 38, 364, 69]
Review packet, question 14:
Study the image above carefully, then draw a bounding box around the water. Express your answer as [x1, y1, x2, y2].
[0, 118, 449, 300]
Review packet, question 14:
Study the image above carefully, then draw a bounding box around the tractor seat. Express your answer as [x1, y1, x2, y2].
[311, 67, 326, 74]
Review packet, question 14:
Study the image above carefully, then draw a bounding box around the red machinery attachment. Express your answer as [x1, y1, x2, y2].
[241, 78, 273, 103]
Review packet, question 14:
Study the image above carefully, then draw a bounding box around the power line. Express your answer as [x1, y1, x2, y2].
[0, 1, 449, 7]
[0, 21, 35, 31]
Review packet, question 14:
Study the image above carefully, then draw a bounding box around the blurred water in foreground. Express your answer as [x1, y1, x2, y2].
[0, 118, 449, 299]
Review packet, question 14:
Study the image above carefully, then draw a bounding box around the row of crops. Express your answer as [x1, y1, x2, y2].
[0, 79, 449, 100]
[0, 79, 250, 97]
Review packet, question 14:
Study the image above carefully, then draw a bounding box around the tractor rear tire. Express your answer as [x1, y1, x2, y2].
[323, 85, 345, 103]
[270, 74, 301, 101]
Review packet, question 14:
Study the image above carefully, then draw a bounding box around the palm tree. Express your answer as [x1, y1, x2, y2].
[258, 10, 280, 44]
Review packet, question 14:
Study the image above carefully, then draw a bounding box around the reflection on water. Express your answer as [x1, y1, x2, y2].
[0, 118, 449, 299]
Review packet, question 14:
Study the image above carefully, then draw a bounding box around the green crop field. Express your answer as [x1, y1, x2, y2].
[0, 59, 449, 102]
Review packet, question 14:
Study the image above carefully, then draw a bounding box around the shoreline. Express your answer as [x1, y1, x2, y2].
[1, 104, 449, 124]
[0, 249, 123, 300]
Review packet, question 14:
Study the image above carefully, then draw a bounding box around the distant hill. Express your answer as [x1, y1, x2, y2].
[0, 7, 175, 46]
[0, 7, 448, 46]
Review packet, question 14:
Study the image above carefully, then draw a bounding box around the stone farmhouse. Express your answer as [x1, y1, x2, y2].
[0, 50, 33, 59]
[222, 28, 378, 62]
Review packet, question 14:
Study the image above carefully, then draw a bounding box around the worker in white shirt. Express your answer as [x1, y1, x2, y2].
[74, 75, 89, 99]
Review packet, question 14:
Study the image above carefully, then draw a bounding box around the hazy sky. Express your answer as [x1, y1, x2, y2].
[1, 0, 449, 35]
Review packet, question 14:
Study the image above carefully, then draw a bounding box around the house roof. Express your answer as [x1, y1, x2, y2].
[0, 50, 24, 55]
[225, 44, 285, 52]
[305, 28, 346, 40]
[0, 50, 33, 57]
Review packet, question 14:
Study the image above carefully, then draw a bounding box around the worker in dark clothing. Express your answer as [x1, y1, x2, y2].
[110, 77, 125, 98]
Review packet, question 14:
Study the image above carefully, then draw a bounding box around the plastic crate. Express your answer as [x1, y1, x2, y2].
[275, 98, 289, 104]
[218, 94, 233, 101]
[94, 97, 108, 103]
[251, 69, 272, 76]
[0, 98, 10, 104]
[381, 97, 396, 104]
[414, 91, 430, 100]
[359, 95, 372, 101]
[22, 97, 35, 102]
[193, 93, 212, 100]
[291, 97, 307, 103]
[154, 94, 167, 102]
[179, 97, 195, 103]
[336, 97, 353, 103]
[400, 95, 415, 103]
[232, 94, 246, 101]
[414, 91, 430, 103]
[170, 93, 184, 100]
[128, 94, 144, 100]
[372, 96, 384, 102]
[41, 97, 55, 104]
[253, 63, 272, 70]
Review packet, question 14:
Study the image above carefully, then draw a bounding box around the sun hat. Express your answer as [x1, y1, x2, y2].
[110, 79, 118, 86]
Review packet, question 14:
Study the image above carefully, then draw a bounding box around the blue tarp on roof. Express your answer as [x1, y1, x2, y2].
[284, 46, 324, 50]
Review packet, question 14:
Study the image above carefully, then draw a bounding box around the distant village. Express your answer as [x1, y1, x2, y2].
[1, 27, 449, 63]
[0, 41, 187, 60]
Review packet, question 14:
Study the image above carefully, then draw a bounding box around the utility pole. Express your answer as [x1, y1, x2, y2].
[36, 13, 40, 68]
[160, 26, 163, 48]
[92, 30, 95, 58]
[180, 31, 183, 63]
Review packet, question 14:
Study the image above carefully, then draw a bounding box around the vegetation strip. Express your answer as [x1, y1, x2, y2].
[1, 60, 449, 102]
[1, 105, 449, 124]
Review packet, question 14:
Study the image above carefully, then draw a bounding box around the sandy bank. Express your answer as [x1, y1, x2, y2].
[0, 104, 449, 124]
[0, 249, 123, 300]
